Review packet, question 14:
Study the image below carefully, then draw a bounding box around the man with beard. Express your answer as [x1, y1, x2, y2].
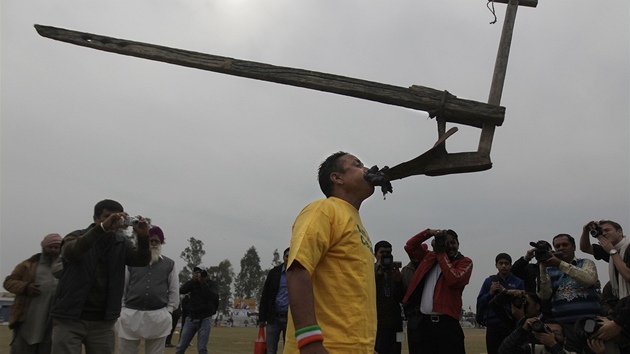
[4, 233, 62, 354]
[50, 199, 151, 354]
[402, 228, 473, 354]
[117, 226, 179, 354]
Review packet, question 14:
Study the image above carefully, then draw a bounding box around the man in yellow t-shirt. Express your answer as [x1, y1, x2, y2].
[284, 151, 377, 354]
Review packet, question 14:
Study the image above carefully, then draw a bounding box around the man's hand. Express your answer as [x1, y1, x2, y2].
[300, 341, 328, 354]
[101, 212, 125, 232]
[391, 266, 402, 282]
[587, 338, 606, 354]
[597, 236, 615, 253]
[594, 317, 622, 341]
[540, 255, 562, 268]
[132, 216, 150, 238]
[26, 283, 41, 297]
[490, 281, 504, 295]
[521, 317, 539, 332]
[532, 330, 557, 348]
[525, 248, 536, 262]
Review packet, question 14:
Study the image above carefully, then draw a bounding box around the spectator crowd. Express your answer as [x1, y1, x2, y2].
[4, 153, 630, 354]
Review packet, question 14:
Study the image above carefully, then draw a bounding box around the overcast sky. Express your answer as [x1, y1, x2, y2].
[2, 1, 628, 312]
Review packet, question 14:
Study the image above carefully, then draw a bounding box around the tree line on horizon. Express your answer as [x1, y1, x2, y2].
[177, 237, 282, 316]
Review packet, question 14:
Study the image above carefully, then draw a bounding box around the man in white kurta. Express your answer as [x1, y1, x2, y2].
[116, 226, 179, 354]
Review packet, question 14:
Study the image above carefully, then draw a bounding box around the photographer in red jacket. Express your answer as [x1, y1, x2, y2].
[402, 228, 473, 354]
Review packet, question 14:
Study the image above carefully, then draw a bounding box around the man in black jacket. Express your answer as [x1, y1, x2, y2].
[175, 265, 219, 354]
[259, 247, 290, 354]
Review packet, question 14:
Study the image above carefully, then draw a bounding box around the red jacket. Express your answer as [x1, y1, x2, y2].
[402, 229, 473, 320]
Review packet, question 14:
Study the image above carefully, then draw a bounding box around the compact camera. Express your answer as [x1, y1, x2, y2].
[588, 222, 603, 238]
[122, 216, 139, 226]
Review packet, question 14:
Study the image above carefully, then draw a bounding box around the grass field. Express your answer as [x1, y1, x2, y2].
[1, 324, 487, 353]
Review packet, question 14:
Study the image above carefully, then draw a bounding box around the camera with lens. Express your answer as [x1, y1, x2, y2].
[380, 251, 402, 270]
[588, 221, 603, 238]
[122, 216, 139, 226]
[434, 234, 447, 251]
[529, 241, 561, 262]
[575, 317, 602, 341]
[530, 319, 550, 333]
[511, 295, 527, 309]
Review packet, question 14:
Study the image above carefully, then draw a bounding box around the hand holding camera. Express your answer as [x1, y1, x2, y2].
[431, 229, 448, 252]
[586, 221, 603, 238]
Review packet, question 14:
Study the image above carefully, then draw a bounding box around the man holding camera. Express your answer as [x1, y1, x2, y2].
[499, 316, 575, 354]
[402, 228, 473, 354]
[538, 233, 601, 353]
[580, 220, 630, 299]
[176, 265, 219, 354]
[50, 199, 152, 354]
[374, 240, 404, 354]
[477, 253, 525, 354]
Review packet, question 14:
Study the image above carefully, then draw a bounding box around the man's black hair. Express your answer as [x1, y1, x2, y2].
[495, 252, 512, 264]
[94, 199, 124, 218]
[318, 151, 349, 197]
[374, 240, 392, 254]
[283, 247, 290, 256]
[446, 229, 459, 242]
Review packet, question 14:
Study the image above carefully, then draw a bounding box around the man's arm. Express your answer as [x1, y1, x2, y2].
[404, 229, 431, 260]
[436, 253, 472, 288]
[497, 326, 529, 354]
[180, 280, 193, 295]
[61, 227, 103, 262]
[258, 268, 274, 323]
[286, 261, 327, 354]
[557, 258, 598, 287]
[3, 260, 32, 296]
[167, 264, 180, 313]
[580, 223, 595, 255]
[537, 263, 552, 300]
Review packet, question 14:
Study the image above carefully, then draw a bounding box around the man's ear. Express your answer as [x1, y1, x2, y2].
[330, 172, 343, 185]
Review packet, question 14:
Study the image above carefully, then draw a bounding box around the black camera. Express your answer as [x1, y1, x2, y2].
[531, 320, 550, 333]
[380, 252, 402, 270]
[511, 296, 527, 309]
[529, 241, 561, 262]
[575, 317, 602, 340]
[435, 234, 447, 250]
[588, 222, 603, 238]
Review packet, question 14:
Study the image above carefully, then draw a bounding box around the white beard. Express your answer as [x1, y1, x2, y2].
[150, 244, 162, 265]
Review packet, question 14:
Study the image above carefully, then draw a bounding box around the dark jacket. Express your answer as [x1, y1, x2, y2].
[50, 224, 151, 320]
[180, 278, 219, 319]
[259, 263, 285, 323]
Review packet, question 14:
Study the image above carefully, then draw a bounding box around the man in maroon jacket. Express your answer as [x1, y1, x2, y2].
[402, 228, 473, 354]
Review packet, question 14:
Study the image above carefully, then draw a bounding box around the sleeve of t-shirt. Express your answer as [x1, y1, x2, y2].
[288, 203, 331, 275]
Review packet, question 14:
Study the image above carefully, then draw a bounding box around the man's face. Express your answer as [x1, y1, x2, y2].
[547, 323, 565, 344]
[149, 235, 162, 248]
[523, 294, 540, 318]
[283, 251, 289, 264]
[93, 208, 125, 229]
[376, 247, 392, 264]
[553, 236, 575, 262]
[444, 234, 459, 258]
[333, 154, 374, 199]
[601, 222, 623, 245]
[43, 243, 61, 257]
[496, 259, 511, 276]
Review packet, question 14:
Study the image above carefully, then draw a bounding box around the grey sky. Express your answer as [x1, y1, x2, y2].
[2, 1, 628, 311]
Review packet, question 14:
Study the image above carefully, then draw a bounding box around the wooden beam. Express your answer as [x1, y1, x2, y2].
[492, 0, 537, 8]
[34, 24, 505, 129]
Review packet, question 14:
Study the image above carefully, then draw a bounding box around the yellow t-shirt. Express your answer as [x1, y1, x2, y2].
[284, 197, 377, 354]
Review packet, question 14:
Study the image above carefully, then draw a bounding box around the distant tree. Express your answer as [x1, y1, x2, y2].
[270, 248, 282, 267]
[179, 237, 205, 286]
[234, 246, 265, 304]
[208, 259, 234, 316]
